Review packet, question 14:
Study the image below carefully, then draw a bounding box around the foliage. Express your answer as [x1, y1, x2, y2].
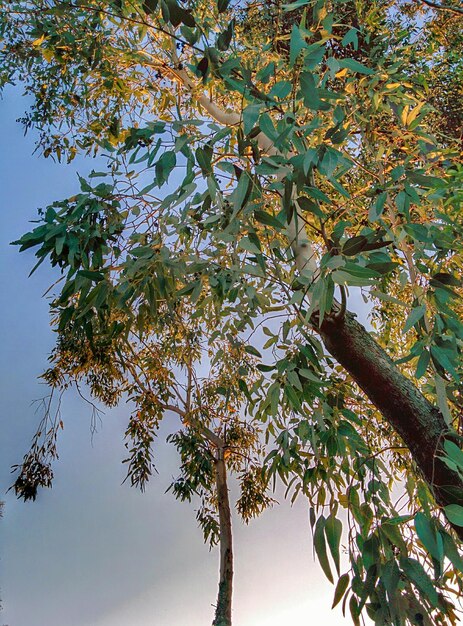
[2, 0, 463, 623]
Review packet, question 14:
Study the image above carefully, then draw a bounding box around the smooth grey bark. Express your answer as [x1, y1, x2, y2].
[319, 310, 463, 540]
[212, 449, 233, 626]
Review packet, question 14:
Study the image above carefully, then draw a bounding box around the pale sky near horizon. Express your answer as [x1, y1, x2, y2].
[0, 87, 371, 626]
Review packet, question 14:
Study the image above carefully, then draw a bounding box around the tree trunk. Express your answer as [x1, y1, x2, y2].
[213, 449, 233, 626]
[319, 310, 463, 540]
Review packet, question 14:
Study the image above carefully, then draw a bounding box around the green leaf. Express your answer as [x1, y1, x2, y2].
[283, 0, 312, 11]
[342, 28, 358, 49]
[371, 290, 407, 307]
[338, 58, 373, 75]
[155, 151, 177, 186]
[349, 595, 360, 626]
[131, 246, 155, 258]
[431, 345, 459, 381]
[196, 146, 213, 175]
[303, 42, 325, 71]
[443, 440, 463, 471]
[269, 382, 280, 416]
[403, 304, 426, 333]
[297, 195, 324, 218]
[380, 522, 407, 556]
[332, 270, 373, 287]
[318, 147, 340, 178]
[324, 514, 342, 575]
[287, 369, 303, 392]
[369, 191, 387, 222]
[217, 0, 230, 12]
[217, 19, 234, 51]
[78, 175, 92, 192]
[332, 573, 349, 609]
[176, 280, 201, 297]
[196, 56, 209, 80]
[233, 172, 252, 210]
[358, 565, 377, 611]
[441, 530, 463, 573]
[258, 113, 278, 142]
[254, 210, 283, 230]
[269, 81, 292, 100]
[245, 345, 262, 358]
[289, 25, 306, 67]
[444, 504, 463, 527]
[302, 147, 318, 175]
[180, 24, 201, 46]
[399, 557, 439, 607]
[165, 0, 195, 27]
[432, 272, 460, 288]
[314, 515, 333, 583]
[406, 171, 445, 189]
[77, 270, 105, 282]
[342, 235, 368, 256]
[404, 223, 429, 242]
[415, 349, 430, 379]
[238, 236, 260, 254]
[380, 559, 401, 600]
[142, 0, 158, 14]
[367, 261, 398, 274]
[304, 186, 331, 205]
[243, 104, 261, 136]
[285, 383, 302, 410]
[415, 513, 442, 562]
[299, 72, 321, 110]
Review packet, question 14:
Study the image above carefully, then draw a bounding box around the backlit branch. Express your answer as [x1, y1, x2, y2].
[163, 39, 317, 277]
[416, 0, 463, 15]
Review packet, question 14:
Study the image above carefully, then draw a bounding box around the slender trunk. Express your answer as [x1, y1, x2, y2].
[319, 311, 463, 540]
[213, 448, 233, 626]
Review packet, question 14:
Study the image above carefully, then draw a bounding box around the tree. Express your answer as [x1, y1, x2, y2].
[2, 0, 463, 624]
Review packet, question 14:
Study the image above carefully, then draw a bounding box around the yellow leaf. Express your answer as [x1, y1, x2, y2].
[42, 48, 54, 62]
[32, 34, 46, 46]
[401, 105, 409, 126]
[406, 101, 426, 125]
[338, 493, 349, 508]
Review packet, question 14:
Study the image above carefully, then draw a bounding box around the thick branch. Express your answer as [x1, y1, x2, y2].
[319, 312, 463, 540]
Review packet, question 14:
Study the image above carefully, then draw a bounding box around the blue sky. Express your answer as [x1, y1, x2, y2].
[0, 86, 363, 626]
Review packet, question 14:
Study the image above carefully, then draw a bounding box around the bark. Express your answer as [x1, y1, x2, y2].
[319, 310, 463, 540]
[213, 449, 233, 626]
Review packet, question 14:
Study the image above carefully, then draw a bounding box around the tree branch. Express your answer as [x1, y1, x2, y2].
[163, 39, 317, 276]
[416, 0, 463, 15]
[212, 448, 233, 626]
[319, 312, 463, 540]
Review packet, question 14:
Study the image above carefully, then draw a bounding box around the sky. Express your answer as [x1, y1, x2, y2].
[0, 87, 369, 626]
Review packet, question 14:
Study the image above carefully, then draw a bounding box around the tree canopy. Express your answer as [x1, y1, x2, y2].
[2, 0, 463, 624]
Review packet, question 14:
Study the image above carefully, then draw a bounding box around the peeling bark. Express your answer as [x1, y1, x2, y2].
[319, 311, 463, 540]
[213, 449, 233, 626]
